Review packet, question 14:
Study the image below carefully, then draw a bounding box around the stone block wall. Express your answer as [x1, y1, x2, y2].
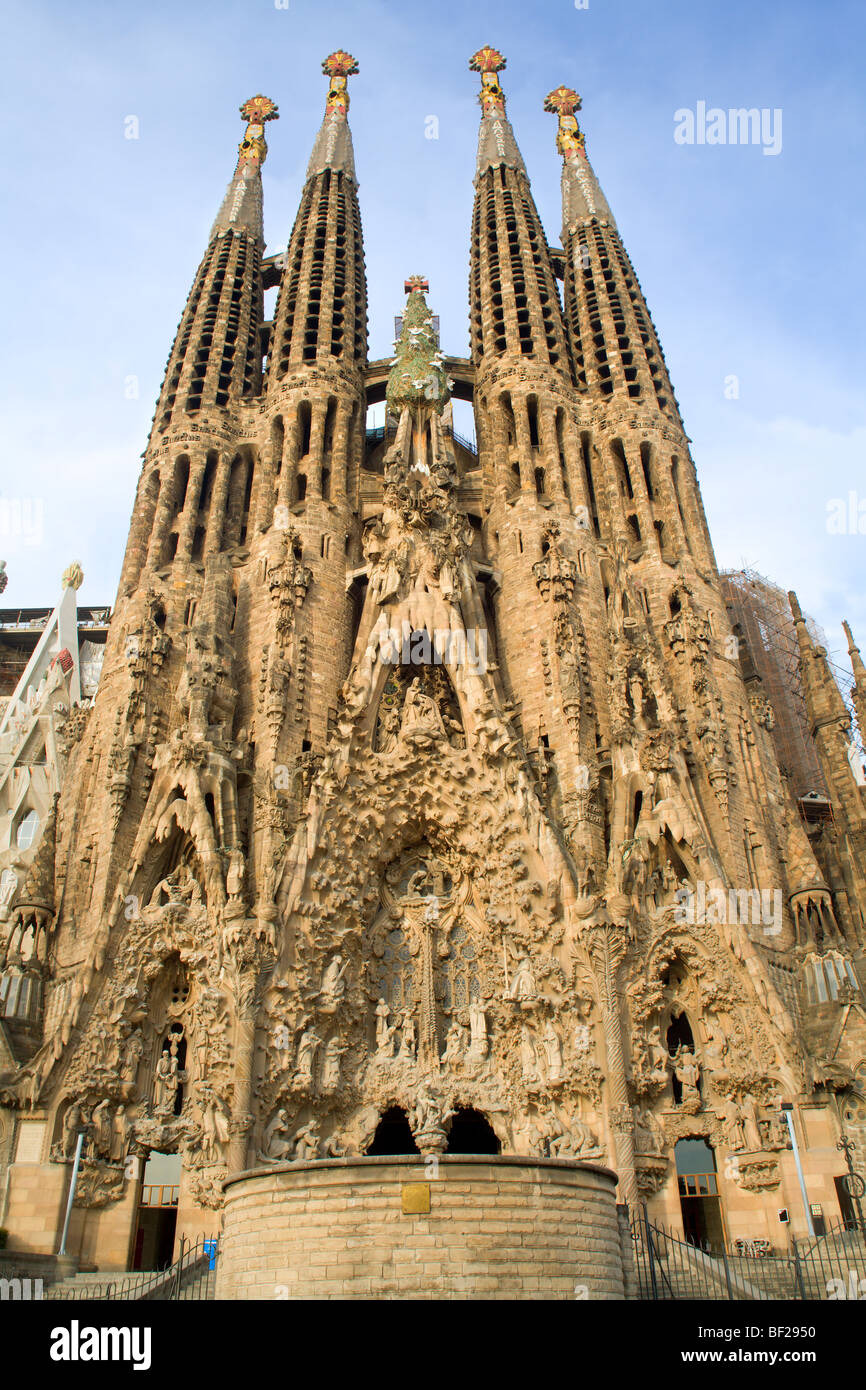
[217, 1155, 625, 1300]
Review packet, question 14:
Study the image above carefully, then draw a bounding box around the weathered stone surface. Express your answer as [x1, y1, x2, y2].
[0, 47, 864, 1283]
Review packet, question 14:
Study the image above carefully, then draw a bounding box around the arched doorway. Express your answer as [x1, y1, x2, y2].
[133, 1151, 181, 1270]
[365, 1107, 419, 1157]
[675, 1137, 726, 1251]
[446, 1107, 500, 1155]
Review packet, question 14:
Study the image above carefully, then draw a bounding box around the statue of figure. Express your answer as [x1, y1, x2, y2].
[548, 1114, 598, 1158]
[703, 1022, 730, 1072]
[122, 1029, 143, 1089]
[629, 672, 648, 733]
[633, 1106, 665, 1156]
[411, 1084, 452, 1143]
[260, 1108, 293, 1162]
[295, 1023, 322, 1086]
[397, 1009, 417, 1061]
[722, 1097, 747, 1152]
[520, 1026, 540, 1083]
[541, 1021, 563, 1082]
[763, 1112, 790, 1150]
[90, 1098, 113, 1158]
[110, 1105, 130, 1164]
[375, 998, 397, 1058]
[399, 678, 446, 742]
[62, 1101, 84, 1158]
[469, 1003, 488, 1059]
[673, 1046, 701, 1109]
[441, 1019, 467, 1066]
[225, 849, 245, 903]
[154, 861, 200, 910]
[321, 1036, 346, 1091]
[572, 845, 597, 899]
[153, 1047, 180, 1116]
[0, 867, 18, 915]
[623, 836, 650, 905]
[377, 699, 402, 756]
[660, 861, 679, 896]
[740, 1093, 763, 1151]
[293, 1119, 320, 1162]
[646, 1024, 670, 1086]
[319, 954, 349, 1009]
[507, 955, 537, 1002]
[199, 1091, 230, 1163]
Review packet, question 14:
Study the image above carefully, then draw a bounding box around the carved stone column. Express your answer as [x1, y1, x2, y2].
[585, 912, 638, 1205]
[224, 950, 268, 1174]
[415, 900, 440, 1075]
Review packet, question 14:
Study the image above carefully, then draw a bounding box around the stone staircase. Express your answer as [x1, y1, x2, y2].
[43, 1232, 219, 1301]
[633, 1222, 866, 1301]
[46, 1268, 171, 1300]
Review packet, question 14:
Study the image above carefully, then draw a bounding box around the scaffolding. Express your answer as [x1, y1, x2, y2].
[721, 566, 839, 800]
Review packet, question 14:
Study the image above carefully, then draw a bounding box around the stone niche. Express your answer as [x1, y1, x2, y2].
[217, 1155, 626, 1300]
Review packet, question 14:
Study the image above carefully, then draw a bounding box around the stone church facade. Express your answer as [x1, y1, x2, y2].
[1, 48, 865, 1294]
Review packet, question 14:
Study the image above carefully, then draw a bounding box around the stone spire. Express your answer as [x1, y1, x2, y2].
[790, 593, 852, 735]
[544, 86, 615, 232]
[151, 95, 278, 435]
[843, 620, 866, 742]
[790, 592, 866, 839]
[544, 84, 680, 423]
[269, 52, 367, 377]
[211, 95, 279, 241]
[470, 45, 527, 181]
[541, 81, 720, 574]
[467, 47, 570, 381]
[306, 50, 359, 181]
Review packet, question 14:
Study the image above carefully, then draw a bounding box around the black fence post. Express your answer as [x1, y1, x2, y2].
[791, 1236, 808, 1300]
[643, 1204, 660, 1300]
[172, 1234, 186, 1301]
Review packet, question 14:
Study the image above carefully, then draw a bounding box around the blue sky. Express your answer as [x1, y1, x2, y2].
[1, 0, 864, 677]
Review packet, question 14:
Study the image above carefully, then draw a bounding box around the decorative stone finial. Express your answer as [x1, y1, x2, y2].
[322, 51, 359, 115]
[386, 280, 449, 418]
[470, 46, 507, 116]
[544, 86, 586, 156]
[62, 561, 84, 591]
[236, 95, 279, 172]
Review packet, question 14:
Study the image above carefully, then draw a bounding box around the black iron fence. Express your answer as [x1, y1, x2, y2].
[631, 1207, 866, 1300]
[47, 1234, 219, 1302]
[364, 423, 477, 456]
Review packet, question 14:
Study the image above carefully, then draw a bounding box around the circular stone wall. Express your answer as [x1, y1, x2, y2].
[217, 1155, 626, 1299]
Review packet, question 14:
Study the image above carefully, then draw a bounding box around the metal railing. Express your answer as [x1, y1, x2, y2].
[631, 1206, 866, 1300]
[47, 1234, 219, 1302]
[364, 423, 477, 457]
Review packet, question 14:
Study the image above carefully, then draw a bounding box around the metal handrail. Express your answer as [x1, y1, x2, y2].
[48, 1234, 219, 1302]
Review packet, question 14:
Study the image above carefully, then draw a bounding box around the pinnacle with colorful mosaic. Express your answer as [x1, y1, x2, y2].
[470, 46, 507, 116]
[323, 50, 359, 116]
[544, 87, 586, 157]
[236, 94, 279, 171]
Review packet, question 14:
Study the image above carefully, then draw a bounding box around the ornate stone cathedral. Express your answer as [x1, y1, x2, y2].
[1, 48, 865, 1297]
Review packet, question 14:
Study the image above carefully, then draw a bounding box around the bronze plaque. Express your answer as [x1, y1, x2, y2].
[401, 1182, 431, 1214]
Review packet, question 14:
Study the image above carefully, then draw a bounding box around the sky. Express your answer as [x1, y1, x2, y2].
[0, 0, 864, 678]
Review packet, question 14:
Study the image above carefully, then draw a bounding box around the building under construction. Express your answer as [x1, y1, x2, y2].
[722, 567, 832, 800]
